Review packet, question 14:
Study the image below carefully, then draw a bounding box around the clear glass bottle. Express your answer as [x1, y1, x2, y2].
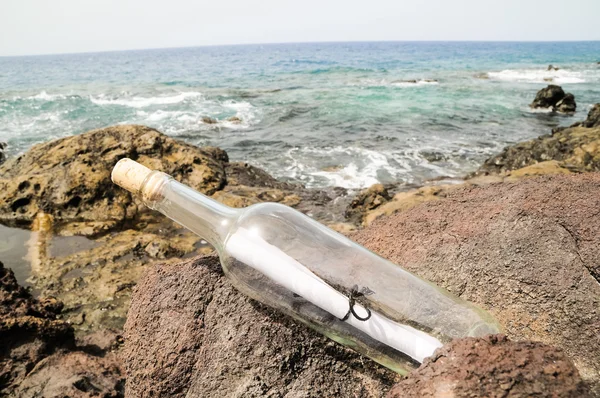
[112, 159, 501, 375]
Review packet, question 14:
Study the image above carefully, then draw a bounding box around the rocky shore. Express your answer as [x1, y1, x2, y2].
[1, 99, 600, 396]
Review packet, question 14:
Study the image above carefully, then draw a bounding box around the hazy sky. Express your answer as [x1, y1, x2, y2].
[1, 0, 599, 56]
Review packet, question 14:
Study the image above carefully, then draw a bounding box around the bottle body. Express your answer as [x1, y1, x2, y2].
[118, 163, 501, 374]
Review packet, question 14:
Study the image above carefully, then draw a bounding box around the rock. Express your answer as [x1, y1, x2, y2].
[123, 255, 399, 398]
[201, 116, 218, 124]
[0, 142, 6, 165]
[0, 125, 348, 333]
[345, 183, 391, 224]
[581, 103, 600, 128]
[475, 125, 600, 175]
[474, 73, 489, 79]
[0, 125, 227, 229]
[530, 85, 576, 113]
[0, 261, 123, 396]
[351, 173, 600, 394]
[547, 64, 560, 71]
[226, 116, 242, 124]
[388, 335, 590, 398]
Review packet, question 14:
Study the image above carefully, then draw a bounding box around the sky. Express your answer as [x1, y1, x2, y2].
[1, 0, 599, 56]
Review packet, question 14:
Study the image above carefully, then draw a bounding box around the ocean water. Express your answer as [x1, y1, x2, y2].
[1, 42, 599, 189]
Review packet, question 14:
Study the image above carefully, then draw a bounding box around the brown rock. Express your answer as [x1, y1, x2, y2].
[0, 261, 123, 396]
[351, 173, 600, 394]
[581, 103, 600, 128]
[201, 116, 218, 124]
[475, 125, 600, 175]
[227, 116, 242, 124]
[387, 335, 590, 398]
[345, 183, 391, 224]
[0, 142, 6, 165]
[123, 255, 399, 398]
[0, 125, 226, 229]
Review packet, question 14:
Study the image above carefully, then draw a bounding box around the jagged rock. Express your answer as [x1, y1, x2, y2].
[547, 64, 560, 71]
[530, 85, 576, 113]
[345, 183, 391, 224]
[388, 335, 590, 398]
[0, 142, 6, 165]
[475, 124, 600, 175]
[351, 173, 600, 394]
[0, 125, 227, 229]
[580, 103, 600, 128]
[555, 92, 577, 113]
[123, 255, 399, 398]
[0, 261, 123, 396]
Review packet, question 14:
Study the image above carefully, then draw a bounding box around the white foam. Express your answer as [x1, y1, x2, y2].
[488, 69, 585, 84]
[349, 79, 439, 88]
[90, 91, 203, 108]
[284, 146, 402, 189]
[390, 80, 440, 88]
[29, 91, 66, 101]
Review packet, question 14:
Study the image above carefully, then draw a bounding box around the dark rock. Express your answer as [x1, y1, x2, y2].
[123, 255, 399, 398]
[530, 85, 576, 113]
[547, 64, 560, 71]
[580, 103, 600, 128]
[201, 116, 218, 124]
[555, 92, 577, 113]
[0, 261, 123, 396]
[0, 142, 6, 165]
[351, 173, 600, 394]
[345, 183, 391, 224]
[387, 335, 590, 398]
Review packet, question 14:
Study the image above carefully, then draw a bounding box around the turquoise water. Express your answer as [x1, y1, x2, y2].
[1, 42, 599, 189]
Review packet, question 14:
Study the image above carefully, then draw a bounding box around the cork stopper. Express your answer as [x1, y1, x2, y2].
[111, 158, 152, 194]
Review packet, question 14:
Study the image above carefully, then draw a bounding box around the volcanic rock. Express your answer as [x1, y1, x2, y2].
[123, 255, 399, 398]
[0, 261, 123, 396]
[388, 335, 590, 398]
[345, 183, 391, 224]
[530, 84, 576, 113]
[0, 142, 6, 165]
[351, 173, 600, 394]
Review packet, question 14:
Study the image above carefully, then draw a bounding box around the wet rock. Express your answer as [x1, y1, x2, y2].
[475, 124, 600, 175]
[0, 125, 227, 229]
[201, 116, 218, 124]
[226, 116, 242, 124]
[345, 183, 391, 224]
[530, 84, 576, 113]
[580, 103, 600, 128]
[0, 142, 6, 165]
[547, 64, 560, 71]
[351, 173, 600, 394]
[124, 255, 399, 398]
[388, 335, 590, 398]
[0, 261, 123, 396]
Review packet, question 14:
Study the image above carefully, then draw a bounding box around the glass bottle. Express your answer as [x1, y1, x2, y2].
[112, 159, 500, 375]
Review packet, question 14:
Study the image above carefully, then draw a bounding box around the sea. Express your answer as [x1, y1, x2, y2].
[1, 41, 599, 190]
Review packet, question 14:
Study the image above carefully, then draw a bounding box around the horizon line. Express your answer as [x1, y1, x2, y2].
[2, 39, 600, 58]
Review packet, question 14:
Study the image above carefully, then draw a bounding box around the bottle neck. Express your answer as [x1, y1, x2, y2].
[140, 171, 239, 249]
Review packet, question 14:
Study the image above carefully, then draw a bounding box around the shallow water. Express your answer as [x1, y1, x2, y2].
[1, 42, 599, 190]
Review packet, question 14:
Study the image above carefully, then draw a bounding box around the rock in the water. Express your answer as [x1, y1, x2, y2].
[201, 116, 218, 124]
[0, 125, 227, 228]
[0, 261, 123, 396]
[345, 183, 391, 224]
[547, 64, 560, 71]
[226, 116, 242, 124]
[387, 335, 590, 398]
[123, 255, 399, 398]
[555, 92, 577, 113]
[0, 142, 6, 165]
[581, 103, 600, 128]
[351, 173, 600, 394]
[530, 84, 576, 113]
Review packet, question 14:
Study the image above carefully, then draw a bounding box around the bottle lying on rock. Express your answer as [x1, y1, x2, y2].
[112, 158, 501, 374]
